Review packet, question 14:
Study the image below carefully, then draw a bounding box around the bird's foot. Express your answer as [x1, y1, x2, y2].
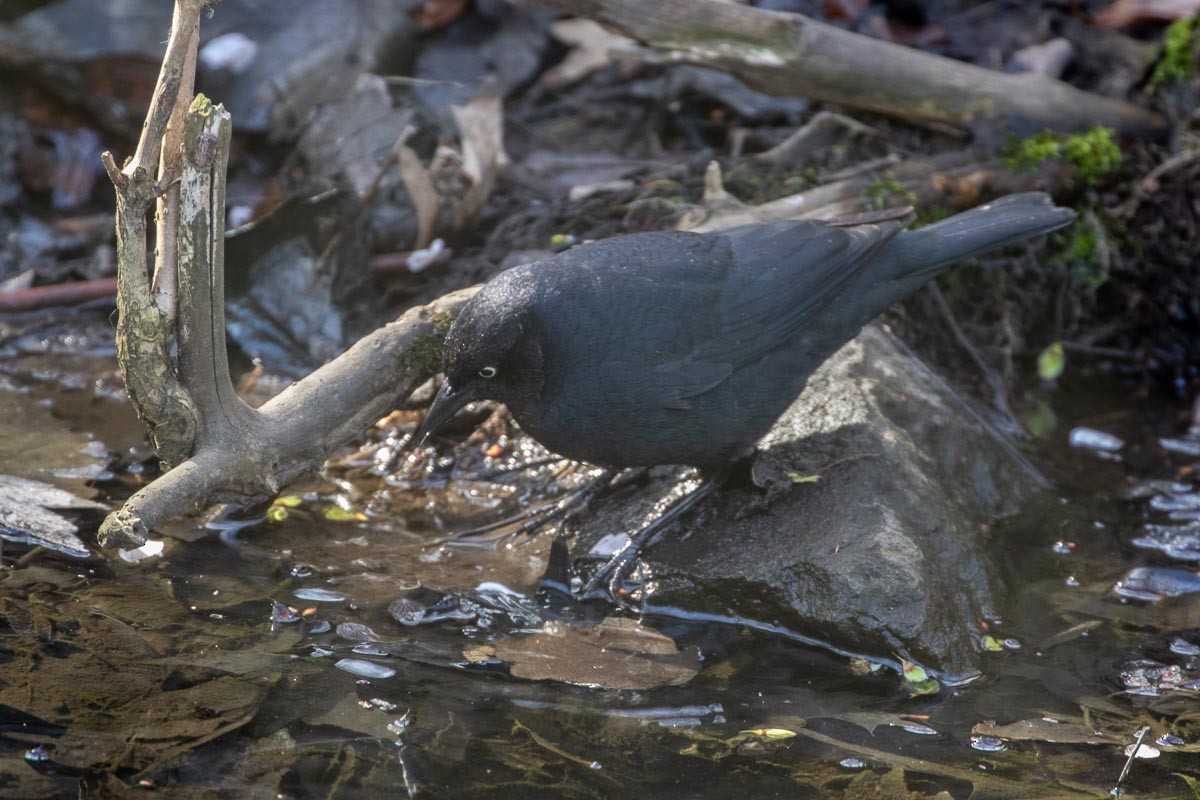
[578, 468, 727, 600]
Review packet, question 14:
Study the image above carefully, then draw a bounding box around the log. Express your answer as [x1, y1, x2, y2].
[516, 0, 1165, 136]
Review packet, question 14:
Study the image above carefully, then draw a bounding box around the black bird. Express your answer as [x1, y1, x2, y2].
[415, 193, 1075, 590]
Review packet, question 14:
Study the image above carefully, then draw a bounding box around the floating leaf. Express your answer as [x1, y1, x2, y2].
[274, 495, 304, 508]
[900, 658, 930, 683]
[739, 728, 797, 740]
[1037, 341, 1066, 381]
[266, 506, 289, 522]
[492, 618, 700, 689]
[784, 471, 822, 484]
[981, 635, 1006, 652]
[323, 507, 367, 522]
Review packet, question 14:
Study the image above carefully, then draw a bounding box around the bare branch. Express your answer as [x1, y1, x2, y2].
[102, 0, 206, 468]
[151, 4, 201, 321]
[98, 288, 477, 549]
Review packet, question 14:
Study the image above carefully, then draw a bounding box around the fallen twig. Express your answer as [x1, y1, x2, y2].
[0, 278, 118, 313]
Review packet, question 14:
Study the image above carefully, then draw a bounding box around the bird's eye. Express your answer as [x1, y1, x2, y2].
[478, 366, 498, 379]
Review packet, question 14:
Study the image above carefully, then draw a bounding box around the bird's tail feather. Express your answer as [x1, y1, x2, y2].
[879, 192, 1076, 279]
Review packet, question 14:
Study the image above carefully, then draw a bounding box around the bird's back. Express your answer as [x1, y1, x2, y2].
[504, 218, 908, 467]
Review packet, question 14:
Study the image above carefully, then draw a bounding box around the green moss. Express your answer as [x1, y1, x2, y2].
[430, 312, 454, 335]
[863, 172, 916, 210]
[912, 204, 949, 229]
[1049, 214, 1116, 289]
[1062, 127, 1123, 185]
[1002, 126, 1122, 186]
[403, 334, 447, 375]
[1002, 131, 1062, 171]
[1151, 13, 1200, 85]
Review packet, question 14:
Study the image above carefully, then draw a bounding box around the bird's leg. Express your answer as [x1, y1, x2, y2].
[580, 467, 729, 599]
[440, 468, 617, 544]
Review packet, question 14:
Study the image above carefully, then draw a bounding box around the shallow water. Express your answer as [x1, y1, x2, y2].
[1, 308, 1198, 799]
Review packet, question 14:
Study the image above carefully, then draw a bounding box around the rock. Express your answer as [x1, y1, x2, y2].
[572, 324, 1046, 680]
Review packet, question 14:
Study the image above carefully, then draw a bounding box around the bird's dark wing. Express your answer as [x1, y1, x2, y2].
[653, 218, 905, 408]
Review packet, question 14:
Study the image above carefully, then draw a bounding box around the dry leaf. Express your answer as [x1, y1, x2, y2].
[395, 128, 441, 249]
[541, 18, 641, 88]
[972, 718, 1123, 745]
[451, 95, 508, 228]
[493, 617, 701, 690]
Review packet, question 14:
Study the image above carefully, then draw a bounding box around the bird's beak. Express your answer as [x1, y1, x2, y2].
[412, 379, 472, 448]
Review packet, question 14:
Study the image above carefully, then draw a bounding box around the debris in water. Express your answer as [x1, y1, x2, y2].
[1131, 522, 1200, 561]
[1068, 427, 1125, 452]
[1116, 659, 1184, 695]
[293, 588, 347, 602]
[335, 659, 396, 679]
[1156, 733, 1185, 748]
[270, 600, 302, 624]
[336, 621, 382, 642]
[1169, 637, 1200, 656]
[969, 734, 1008, 752]
[24, 746, 49, 763]
[118, 539, 164, 563]
[1113, 566, 1200, 601]
[1160, 437, 1200, 457]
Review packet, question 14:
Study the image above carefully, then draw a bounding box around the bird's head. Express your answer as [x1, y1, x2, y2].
[413, 282, 546, 446]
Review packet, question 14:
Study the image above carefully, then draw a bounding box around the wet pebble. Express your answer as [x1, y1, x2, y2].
[901, 723, 939, 736]
[1113, 567, 1200, 601]
[1159, 437, 1200, 458]
[1156, 733, 1185, 748]
[388, 588, 480, 627]
[308, 619, 332, 635]
[839, 758, 867, 770]
[1130, 523, 1200, 562]
[1123, 742, 1160, 759]
[1170, 637, 1200, 657]
[336, 622, 382, 642]
[270, 600, 302, 624]
[1051, 540, 1075, 555]
[1069, 427, 1124, 452]
[970, 735, 1008, 753]
[1116, 659, 1184, 695]
[1149, 493, 1200, 512]
[335, 659, 396, 679]
[293, 588, 347, 602]
[352, 644, 389, 656]
[1121, 480, 1193, 500]
[24, 746, 49, 763]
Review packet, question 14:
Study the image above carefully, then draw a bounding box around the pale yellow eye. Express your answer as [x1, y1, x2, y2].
[479, 366, 498, 379]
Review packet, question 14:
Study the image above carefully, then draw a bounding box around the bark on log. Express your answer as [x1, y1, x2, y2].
[517, 0, 1165, 136]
